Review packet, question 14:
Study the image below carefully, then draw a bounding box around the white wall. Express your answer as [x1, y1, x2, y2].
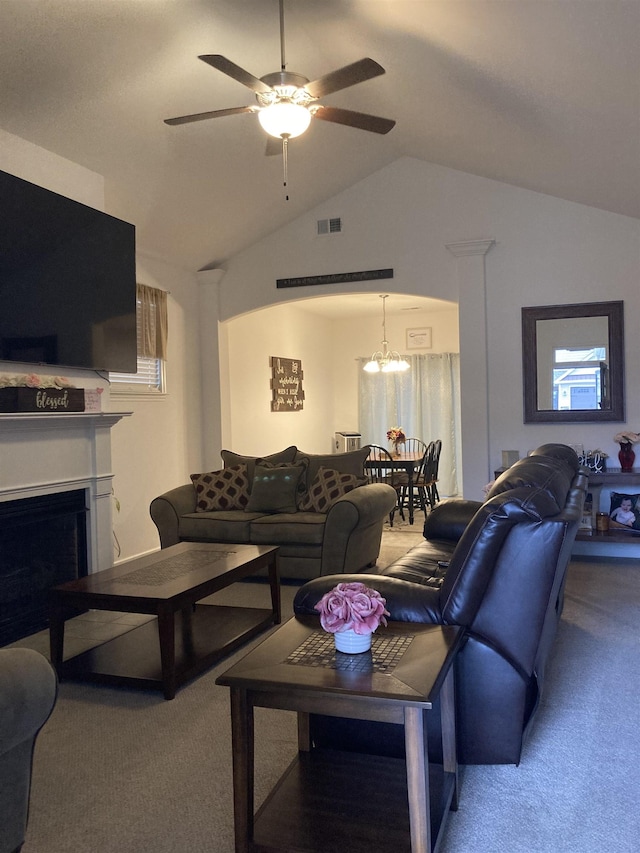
[0, 130, 203, 562]
[110, 252, 202, 560]
[3, 134, 639, 555]
[219, 157, 640, 498]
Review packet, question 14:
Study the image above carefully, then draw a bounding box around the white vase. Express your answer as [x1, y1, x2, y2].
[334, 628, 372, 654]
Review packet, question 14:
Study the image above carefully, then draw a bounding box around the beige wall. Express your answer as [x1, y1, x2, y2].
[224, 299, 459, 455]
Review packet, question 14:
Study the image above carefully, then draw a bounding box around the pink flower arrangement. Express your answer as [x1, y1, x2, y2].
[386, 427, 406, 445]
[315, 582, 389, 636]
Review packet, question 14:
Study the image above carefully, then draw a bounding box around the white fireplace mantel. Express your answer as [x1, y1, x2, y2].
[0, 411, 132, 574]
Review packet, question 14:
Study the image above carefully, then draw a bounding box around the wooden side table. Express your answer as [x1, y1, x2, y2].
[216, 616, 463, 853]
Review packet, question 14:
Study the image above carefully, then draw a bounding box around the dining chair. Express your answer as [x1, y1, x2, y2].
[429, 439, 443, 505]
[402, 437, 428, 456]
[418, 439, 443, 509]
[365, 445, 405, 526]
[397, 441, 430, 516]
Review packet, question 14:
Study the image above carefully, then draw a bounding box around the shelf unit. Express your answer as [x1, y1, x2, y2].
[575, 467, 640, 555]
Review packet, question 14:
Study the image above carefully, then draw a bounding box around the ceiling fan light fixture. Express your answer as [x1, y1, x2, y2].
[258, 102, 311, 139]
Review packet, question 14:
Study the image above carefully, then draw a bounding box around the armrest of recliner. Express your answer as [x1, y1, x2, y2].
[293, 573, 444, 624]
[149, 484, 197, 548]
[423, 498, 483, 542]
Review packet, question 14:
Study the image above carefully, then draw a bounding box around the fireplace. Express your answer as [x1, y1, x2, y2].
[0, 490, 89, 644]
[0, 409, 129, 644]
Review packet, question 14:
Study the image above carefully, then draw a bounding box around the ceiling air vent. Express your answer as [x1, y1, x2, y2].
[317, 217, 343, 236]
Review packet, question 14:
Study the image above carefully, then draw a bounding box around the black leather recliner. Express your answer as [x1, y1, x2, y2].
[293, 444, 588, 765]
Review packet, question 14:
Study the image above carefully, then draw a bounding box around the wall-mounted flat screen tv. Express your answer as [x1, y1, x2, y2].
[0, 169, 137, 373]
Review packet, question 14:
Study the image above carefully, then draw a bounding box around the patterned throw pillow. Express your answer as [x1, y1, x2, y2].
[299, 466, 365, 513]
[190, 464, 250, 511]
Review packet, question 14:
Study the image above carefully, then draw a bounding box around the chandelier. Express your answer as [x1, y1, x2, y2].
[363, 294, 410, 373]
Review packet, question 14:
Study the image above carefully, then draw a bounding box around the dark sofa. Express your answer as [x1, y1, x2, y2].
[293, 444, 588, 764]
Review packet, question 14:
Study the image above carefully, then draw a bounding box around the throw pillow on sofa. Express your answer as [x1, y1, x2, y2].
[295, 447, 369, 490]
[299, 466, 366, 513]
[190, 464, 250, 511]
[221, 446, 297, 487]
[244, 462, 307, 514]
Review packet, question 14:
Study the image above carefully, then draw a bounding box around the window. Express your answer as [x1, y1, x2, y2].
[551, 346, 607, 411]
[110, 284, 167, 394]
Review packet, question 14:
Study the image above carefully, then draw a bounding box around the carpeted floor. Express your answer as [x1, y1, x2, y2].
[21, 550, 640, 852]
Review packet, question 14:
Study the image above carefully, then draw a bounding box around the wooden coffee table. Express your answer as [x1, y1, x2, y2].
[49, 541, 280, 699]
[216, 615, 463, 853]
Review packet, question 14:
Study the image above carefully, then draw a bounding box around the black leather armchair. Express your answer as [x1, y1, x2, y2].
[293, 444, 588, 764]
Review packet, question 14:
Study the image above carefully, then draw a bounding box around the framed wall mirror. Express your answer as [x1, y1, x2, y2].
[522, 301, 625, 423]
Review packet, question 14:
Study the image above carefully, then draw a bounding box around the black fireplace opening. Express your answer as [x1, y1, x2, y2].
[0, 489, 88, 645]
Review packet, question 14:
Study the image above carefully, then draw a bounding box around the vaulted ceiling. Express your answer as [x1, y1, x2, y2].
[0, 1, 638, 273]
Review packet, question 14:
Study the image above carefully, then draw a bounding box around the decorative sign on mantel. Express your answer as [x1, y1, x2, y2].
[270, 357, 304, 412]
[276, 268, 393, 289]
[0, 387, 85, 413]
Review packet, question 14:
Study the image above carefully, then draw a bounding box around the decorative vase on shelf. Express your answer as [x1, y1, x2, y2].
[618, 442, 635, 472]
[334, 628, 372, 654]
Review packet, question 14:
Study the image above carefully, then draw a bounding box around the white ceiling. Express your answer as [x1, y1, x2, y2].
[0, 0, 638, 283]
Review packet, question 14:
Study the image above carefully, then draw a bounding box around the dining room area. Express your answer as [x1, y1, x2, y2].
[364, 436, 444, 527]
[221, 292, 461, 503]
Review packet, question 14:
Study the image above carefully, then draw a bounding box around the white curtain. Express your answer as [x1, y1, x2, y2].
[358, 353, 461, 496]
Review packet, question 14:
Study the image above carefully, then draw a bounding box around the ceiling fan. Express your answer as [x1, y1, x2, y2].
[164, 0, 396, 150]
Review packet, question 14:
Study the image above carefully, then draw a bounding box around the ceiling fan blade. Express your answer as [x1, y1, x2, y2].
[304, 58, 385, 99]
[199, 55, 273, 95]
[312, 105, 395, 135]
[265, 136, 282, 156]
[164, 106, 256, 126]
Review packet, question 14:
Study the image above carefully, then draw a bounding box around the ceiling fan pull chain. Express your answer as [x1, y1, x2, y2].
[282, 135, 290, 201]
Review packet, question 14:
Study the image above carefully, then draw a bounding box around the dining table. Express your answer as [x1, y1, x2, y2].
[365, 449, 425, 525]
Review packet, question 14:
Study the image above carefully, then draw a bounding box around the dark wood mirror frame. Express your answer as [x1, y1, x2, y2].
[522, 301, 625, 423]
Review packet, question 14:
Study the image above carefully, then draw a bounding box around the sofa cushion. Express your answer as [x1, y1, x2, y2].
[221, 446, 298, 486]
[179, 510, 263, 543]
[190, 464, 250, 511]
[295, 447, 369, 488]
[245, 462, 307, 514]
[299, 466, 366, 513]
[249, 512, 326, 546]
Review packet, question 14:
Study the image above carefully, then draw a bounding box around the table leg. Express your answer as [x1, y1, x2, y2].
[404, 705, 430, 853]
[408, 468, 416, 524]
[297, 711, 311, 752]
[157, 608, 177, 700]
[440, 668, 459, 810]
[230, 688, 254, 853]
[267, 553, 281, 625]
[48, 598, 66, 674]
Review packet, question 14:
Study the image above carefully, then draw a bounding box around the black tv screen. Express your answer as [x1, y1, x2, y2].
[0, 169, 137, 372]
